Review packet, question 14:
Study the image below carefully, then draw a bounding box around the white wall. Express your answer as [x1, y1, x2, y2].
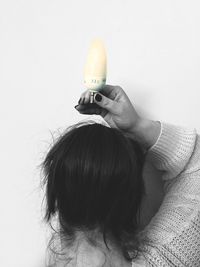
[1, 1, 200, 266]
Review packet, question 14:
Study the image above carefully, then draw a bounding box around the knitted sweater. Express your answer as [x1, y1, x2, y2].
[132, 121, 200, 267]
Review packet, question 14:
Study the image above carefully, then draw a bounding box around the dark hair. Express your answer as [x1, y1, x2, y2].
[40, 120, 146, 264]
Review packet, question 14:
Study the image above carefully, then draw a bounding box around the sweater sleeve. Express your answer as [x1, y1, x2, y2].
[146, 121, 197, 182]
[138, 121, 200, 266]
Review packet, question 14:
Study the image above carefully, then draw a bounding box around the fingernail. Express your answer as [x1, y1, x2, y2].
[74, 105, 79, 109]
[95, 93, 102, 102]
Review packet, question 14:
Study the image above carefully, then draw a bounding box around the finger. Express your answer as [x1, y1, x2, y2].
[94, 92, 118, 114]
[78, 90, 90, 105]
[78, 108, 102, 115]
[75, 103, 109, 118]
[74, 104, 102, 114]
[100, 84, 122, 100]
[78, 85, 121, 105]
[75, 103, 99, 110]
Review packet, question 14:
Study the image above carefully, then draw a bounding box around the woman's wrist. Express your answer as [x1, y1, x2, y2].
[128, 118, 161, 150]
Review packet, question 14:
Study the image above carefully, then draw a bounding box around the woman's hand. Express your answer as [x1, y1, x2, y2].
[74, 84, 142, 133]
[75, 84, 161, 149]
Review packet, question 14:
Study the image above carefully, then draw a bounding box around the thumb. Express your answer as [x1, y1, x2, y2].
[94, 93, 117, 113]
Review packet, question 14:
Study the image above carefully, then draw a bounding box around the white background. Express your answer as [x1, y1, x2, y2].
[0, 1, 200, 266]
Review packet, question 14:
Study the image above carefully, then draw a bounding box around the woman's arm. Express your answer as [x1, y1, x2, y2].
[128, 118, 197, 181]
[127, 118, 162, 150]
[129, 119, 200, 265]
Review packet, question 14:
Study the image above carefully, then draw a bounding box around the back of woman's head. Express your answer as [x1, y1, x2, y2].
[40, 120, 146, 264]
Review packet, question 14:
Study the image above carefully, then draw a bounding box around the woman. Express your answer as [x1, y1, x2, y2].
[41, 85, 200, 266]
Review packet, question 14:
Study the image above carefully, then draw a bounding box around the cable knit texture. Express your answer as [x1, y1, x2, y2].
[132, 121, 200, 267]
